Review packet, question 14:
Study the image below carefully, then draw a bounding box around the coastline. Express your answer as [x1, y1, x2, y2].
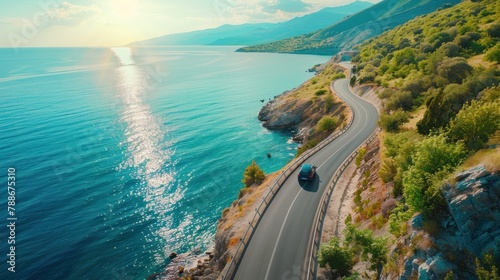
[165, 58, 359, 279]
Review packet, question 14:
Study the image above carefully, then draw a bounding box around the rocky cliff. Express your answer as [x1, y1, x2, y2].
[393, 164, 500, 280]
[257, 60, 349, 143]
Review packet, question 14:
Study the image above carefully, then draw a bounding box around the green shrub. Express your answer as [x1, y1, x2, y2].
[485, 43, 500, 64]
[315, 89, 328, 96]
[332, 72, 346, 80]
[324, 94, 334, 112]
[448, 100, 500, 151]
[379, 110, 408, 132]
[385, 91, 414, 112]
[379, 158, 398, 183]
[476, 254, 500, 280]
[486, 22, 500, 38]
[242, 161, 265, 187]
[388, 203, 413, 237]
[356, 148, 367, 167]
[316, 116, 340, 133]
[297, 138, 319, 156]
[437, 57, 473, 83]
[403, 135, 466, 212]
[317, 237, 355, 277]
[344, 223, 388, 270]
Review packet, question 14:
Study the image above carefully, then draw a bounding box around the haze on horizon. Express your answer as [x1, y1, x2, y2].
[0, 0, 380, 48]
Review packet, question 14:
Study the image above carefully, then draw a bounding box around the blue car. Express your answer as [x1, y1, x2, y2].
[298, 163, 316, 181]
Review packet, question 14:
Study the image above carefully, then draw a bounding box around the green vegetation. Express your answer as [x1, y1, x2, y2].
[356, 147, 367, 167]
[379, 110, 409, 132]
[350, 76, 356, 87]
[486, 43, 500, 63]
[447, 100, 500, 151]
[242, 161, 265, 187]
[316, 116, 340, 133]
[238, 0, 460, 55]
[324, 94, 334, 111]
[353, 0, 500, 219]
[344, 223, 388, 270]
[315, 89, 328, 96]
[317, 0, 500, 278]
[403, 135, 466, 212]
[388, 203, 412, 237]
[318, 237, 355, 277]
[297, 138, 320, 157]
[476, 254, 500, 280]
[318, 222, 388, 277]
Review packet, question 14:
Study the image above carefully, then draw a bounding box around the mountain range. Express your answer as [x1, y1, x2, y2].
[238, 0, 462, 55]
[128, 1, 372, 47]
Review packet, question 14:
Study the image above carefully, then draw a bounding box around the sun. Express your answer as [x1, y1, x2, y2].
[109, 0, 139, 21]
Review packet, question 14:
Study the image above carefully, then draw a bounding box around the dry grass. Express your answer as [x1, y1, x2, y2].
[461, 148, 500, 172]
[288, 63, 346, 101]
[217, 170, 287, 253]
[227, 237, 240, 249]
[468, 54, 496, 68]
[401, 106, 426, 131]
[411, 231, 435, 252]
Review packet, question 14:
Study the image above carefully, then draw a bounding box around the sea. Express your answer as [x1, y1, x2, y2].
[0, 46, 328, 279]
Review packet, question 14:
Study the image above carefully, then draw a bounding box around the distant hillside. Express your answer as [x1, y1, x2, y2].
[128, 1, 372, 46]
[237, 0, 461, 55]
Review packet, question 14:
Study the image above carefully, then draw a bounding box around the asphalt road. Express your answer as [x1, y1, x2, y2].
[233, 77, 379, 280]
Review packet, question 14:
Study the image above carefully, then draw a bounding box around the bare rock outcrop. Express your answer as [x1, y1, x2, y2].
[258, 96, 312, 131]
[443, 164, 500, 258]
[393, 164, 500, 280]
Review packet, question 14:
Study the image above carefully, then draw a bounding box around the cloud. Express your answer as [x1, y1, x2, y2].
[0, 1, 100, 27]
[46, 2, 101, 25]
[211, 0, 313, 23]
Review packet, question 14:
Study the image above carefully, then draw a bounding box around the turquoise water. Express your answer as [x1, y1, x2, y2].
[0, 46, 327, 279]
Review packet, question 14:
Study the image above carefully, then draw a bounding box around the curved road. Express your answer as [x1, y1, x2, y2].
[233, 77, 379, 280]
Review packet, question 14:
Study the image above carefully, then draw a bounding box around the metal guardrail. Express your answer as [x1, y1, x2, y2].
[220, 82, 356, 280]
[306, 127, 380, 280]
[304, 78, 381, 280]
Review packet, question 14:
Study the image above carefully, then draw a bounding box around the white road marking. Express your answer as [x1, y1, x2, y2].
[263, 79, 376, 280]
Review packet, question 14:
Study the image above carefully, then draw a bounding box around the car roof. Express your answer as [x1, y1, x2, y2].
[301, 163, 313, 172]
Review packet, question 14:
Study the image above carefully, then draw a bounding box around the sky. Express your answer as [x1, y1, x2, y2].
[0, 0, 380, 47]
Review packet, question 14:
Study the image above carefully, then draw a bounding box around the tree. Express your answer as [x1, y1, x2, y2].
[350, 75, 356, 87]
[485, 43, 500, 64]
[437, 57, 473, 84]
[486, 22, 500, 38]
[385, 91, 413, 112]
[242, 161, 265, 187]
[438, 42, 460, 58]
[317, 237, 355, 277]
[448, 100, 500, 151]
[418, 88, 456, 135]
[429, 31, 454, 48]
[402, 76, 431, 97]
